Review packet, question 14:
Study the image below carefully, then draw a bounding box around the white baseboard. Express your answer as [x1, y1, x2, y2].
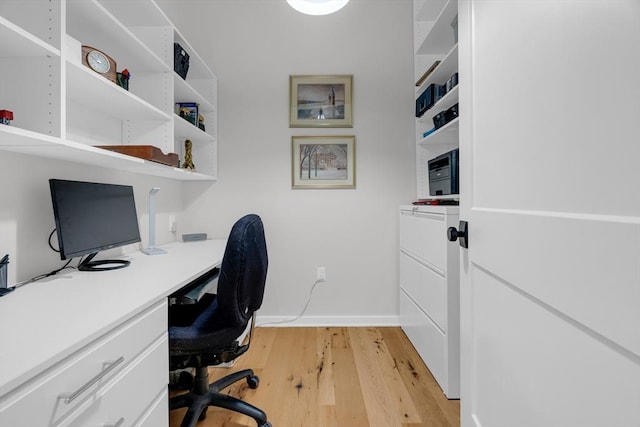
[256, 315, 400, 328]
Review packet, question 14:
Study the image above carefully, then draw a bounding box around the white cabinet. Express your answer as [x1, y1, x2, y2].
[413, 0, 459, 200]
[0, 300, 169, 427]
[399, 205, 460, 398]
[0, 0, 217, 181]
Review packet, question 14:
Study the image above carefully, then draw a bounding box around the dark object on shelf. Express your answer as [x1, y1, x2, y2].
[0, 254, 10, 295]
[97, 145, 179, 167]
[176, 102, 199, 126]
[428, 148, 459, 196]
[446, 72, 459, 92]
[198, 114, 205, 131]
[432, 103, 459, 130]
[412, 199, 459, 206]
[174, 43, 190, 80]
[116, 69, 130, 90]
[182, 233, 207, 242]
[416, 83, 437, 118]
[0, 110, 14, 125]
[415, 60, 441, 87]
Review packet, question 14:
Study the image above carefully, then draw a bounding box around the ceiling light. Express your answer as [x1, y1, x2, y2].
[287, 0, 350, 16]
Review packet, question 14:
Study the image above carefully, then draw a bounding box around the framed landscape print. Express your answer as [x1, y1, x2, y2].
[292, 135, 355, 189]
[290, 75, 353, 128]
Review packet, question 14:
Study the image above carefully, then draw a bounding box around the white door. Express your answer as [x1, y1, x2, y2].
[458, 1, 640, 426]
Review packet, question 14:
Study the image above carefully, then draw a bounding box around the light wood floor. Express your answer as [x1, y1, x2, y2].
[169, 327, 460, 427]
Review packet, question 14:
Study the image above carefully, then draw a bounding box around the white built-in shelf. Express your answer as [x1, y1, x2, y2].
[0, 16, 60, 58]
[66, 61, 170, 121]
[173, 114, 215, 144]
[416, 0, 457, 56]
[417, 44, 458, 92]
[419, 117, 459, 146]
[174, 74, 215, 112]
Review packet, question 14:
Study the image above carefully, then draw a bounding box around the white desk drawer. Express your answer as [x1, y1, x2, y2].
[400, 250, 447, 332]
[400, 289, 449, 395]
[0, 300, 167, 427]
[399, 210, 446, 270]
[136, 388, 168, 427]
[64, 335, 168, 427]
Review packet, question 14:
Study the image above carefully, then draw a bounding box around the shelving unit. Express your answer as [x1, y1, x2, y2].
[413, 0, 459, 200]
[0, 0, 217, 181]
[399, 0, 461, 400]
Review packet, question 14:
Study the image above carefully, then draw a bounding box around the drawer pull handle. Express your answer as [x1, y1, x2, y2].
[104, 418, 125, 427]
[60, 357, 125, 404]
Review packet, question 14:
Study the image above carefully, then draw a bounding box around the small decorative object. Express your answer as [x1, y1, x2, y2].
[182, 139, 195, 170]
[290, 75, 353, 128]
[0, 110, 14, 125]
[174, 43, 190, 80]
[176, 102, 198, 126]
[198, 114, 205, 131]
[82, 45, 117, 83]
[292, 135, 355, 189]
[116, 69, 130, 90]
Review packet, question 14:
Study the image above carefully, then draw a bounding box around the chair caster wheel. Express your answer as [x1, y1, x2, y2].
[260, 422, 272, 427]
[247, 375, 260, 389]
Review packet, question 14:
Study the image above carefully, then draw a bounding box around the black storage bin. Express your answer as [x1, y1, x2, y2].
[174, 43, 190, 80]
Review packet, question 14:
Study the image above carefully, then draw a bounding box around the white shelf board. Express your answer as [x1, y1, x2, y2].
[96, 0, 172, 27]
[67, 0, 168, 73]
[419, 117, 459, 146]
[415, 0, 448, 22]
[66, 61, 170, 122]
[416, 0, 457, 56]
[174, 74, 215, 112]
[0, 16, 60, 58]
[173, 115, 215, 144]
[417, 44, 458, 91]
[0, 125, 215, 181]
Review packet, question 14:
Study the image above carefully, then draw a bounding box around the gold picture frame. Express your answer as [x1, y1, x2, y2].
[289, 75, 353, 128]
[292, 135, 356, 189]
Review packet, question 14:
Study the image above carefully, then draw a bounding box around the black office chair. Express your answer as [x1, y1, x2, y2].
[169, 214, 270, 427]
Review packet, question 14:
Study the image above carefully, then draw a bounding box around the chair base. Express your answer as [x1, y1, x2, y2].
[170, 367, 270, 427]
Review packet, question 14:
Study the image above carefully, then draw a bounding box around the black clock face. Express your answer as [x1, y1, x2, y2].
[87, 50, 110, 74]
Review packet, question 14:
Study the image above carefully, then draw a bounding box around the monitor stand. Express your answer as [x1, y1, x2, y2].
[78, 253, 130, 272]
[142, 247, 167, 256]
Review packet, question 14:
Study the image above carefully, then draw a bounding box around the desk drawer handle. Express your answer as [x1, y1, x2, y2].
[104, 418, 125, 427]
[60, 357, 125, 404]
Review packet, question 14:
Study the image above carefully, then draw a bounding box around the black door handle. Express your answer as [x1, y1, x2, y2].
[447, 220, 468, 248]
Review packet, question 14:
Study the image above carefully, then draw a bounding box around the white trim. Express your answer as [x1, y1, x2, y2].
[256, 315, 400, 328]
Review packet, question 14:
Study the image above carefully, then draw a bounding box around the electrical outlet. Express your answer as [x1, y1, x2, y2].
[169, 215, 177, 232]
[317, 267, 326, 282]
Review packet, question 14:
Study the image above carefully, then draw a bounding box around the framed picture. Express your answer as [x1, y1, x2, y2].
[292, 135, 355, 189]
[290, 75, 353, 128]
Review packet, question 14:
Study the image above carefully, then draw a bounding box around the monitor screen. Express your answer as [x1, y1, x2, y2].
[49, 179, 141, 271]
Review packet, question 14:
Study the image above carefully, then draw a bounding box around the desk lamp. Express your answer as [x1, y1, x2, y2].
[142, 187, 167, 255]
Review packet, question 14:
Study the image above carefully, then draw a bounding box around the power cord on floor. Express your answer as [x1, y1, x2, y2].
[257, 279, 323, 327]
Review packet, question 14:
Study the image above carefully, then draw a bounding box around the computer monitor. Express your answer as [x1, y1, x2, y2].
[49, 179, 141, 271]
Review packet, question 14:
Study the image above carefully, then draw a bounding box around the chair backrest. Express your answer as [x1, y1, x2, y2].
[215, 214, 268, 329]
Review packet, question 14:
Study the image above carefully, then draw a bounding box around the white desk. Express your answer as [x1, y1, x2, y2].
[0, 239, 226, 427]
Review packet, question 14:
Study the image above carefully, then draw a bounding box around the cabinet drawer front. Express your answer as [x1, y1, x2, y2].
[64, 335, 169, 427]
[400, 210, 446, 270]
[399, 290, 449, 395]
[400, 251, 447, 331]
[0, 300, 168, 426]
[135, 388, 168, 427]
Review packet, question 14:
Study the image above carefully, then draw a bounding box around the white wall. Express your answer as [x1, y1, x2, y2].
[157, 0, 416, 324]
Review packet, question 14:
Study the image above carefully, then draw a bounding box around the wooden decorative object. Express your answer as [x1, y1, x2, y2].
[97, 145, 179, 167]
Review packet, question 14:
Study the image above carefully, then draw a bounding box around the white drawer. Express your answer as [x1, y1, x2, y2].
[135, 388, 168, 427]
[399, 210, 446, 270]
[400, 251, 447, 332]
[399, 290, 450, 396]
[0, 300, 168, 427]
[63, 335, 168, 427]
